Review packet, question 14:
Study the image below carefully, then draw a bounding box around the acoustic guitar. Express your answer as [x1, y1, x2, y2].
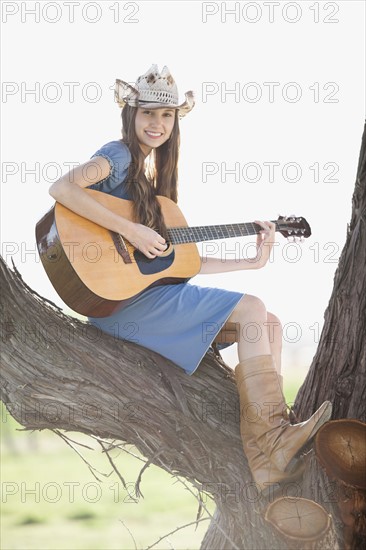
[36, 189, 311, 317]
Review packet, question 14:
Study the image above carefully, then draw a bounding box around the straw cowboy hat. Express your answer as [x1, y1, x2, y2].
[115, 64, 195, 118]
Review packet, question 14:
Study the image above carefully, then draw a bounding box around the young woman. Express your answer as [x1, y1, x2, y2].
[49, 65, 332, 494]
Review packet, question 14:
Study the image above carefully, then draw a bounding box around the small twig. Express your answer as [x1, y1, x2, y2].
[159, 466, 240, 550]
[53, 431, 95, 450]
[53, 429, 106, 482]
[95, 439, 147, 464]
[145, 517, 210, 550]
[119, 519, 138, 550]
[135, 448, 166, 499]
[195, 492, 204, 525]
[121, 446, 147, 463]
[130, 435, 222, 543]
[89, 434, 118, 447]
[97, 439, 129, 492]
[171, 474, 215, 519]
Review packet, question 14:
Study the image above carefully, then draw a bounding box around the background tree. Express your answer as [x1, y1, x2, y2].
[1, 123, 365, 549]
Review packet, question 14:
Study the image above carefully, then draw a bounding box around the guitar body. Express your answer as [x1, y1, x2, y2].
[36, 190, 201, 317]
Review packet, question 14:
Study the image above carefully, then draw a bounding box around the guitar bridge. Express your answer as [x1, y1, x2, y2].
[110, 231, 132, 264]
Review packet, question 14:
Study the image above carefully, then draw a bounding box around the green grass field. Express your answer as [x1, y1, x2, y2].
[1, 380, 301, 550]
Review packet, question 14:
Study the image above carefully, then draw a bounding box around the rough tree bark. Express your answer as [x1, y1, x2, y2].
[1, 122, 365, 549]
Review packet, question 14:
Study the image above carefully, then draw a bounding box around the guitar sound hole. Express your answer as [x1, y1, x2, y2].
[133, 245, 175, 275]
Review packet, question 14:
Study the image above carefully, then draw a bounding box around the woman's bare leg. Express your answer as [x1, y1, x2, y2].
[227, 295, 282, 374]
[266, 311, 282, 374]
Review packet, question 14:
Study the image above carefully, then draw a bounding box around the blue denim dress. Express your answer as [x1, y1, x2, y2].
[87, 140, 243, 374]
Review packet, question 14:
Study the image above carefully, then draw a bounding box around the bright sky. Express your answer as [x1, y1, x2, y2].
[1, 1, 365, 371]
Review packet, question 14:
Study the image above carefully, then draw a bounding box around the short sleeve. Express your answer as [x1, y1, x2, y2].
[87, 140, 131, 195]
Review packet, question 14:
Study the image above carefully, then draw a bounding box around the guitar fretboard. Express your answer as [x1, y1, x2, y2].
[167, 221, 280, 244]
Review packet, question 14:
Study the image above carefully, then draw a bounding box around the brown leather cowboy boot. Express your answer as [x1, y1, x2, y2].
[235, 355, 332, 473]
[238, 373, 304, 494]
[241, 428, 305, 495]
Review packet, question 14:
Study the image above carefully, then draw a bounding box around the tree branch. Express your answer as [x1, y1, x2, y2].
[0, 254, 282, 548]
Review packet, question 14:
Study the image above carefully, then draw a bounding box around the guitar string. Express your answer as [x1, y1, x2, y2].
[167, 222, 305, 244]
[122, 223, 304, 247]
[110, 222, 305, 264]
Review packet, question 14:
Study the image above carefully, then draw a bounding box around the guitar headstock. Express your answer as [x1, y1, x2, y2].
[277, 215, 311, 240]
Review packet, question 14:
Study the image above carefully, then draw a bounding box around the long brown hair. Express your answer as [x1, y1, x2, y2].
[121, 105, 180, 239]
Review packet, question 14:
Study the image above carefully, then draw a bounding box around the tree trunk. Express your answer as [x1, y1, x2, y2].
[291, 120, 366, 550]
[2, 122, 365, 549]
[294, 124, 366, 423]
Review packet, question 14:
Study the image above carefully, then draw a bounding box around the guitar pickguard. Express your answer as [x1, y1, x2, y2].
[133, 244, 175, 275]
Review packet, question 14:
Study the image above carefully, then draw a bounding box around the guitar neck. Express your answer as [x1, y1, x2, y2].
[167, 221, 280, 244]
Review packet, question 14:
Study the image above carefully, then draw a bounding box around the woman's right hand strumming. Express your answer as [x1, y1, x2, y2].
[123, 223, 167, 259]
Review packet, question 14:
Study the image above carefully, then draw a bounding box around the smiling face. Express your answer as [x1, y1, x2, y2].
[134, 107, 176, 156]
